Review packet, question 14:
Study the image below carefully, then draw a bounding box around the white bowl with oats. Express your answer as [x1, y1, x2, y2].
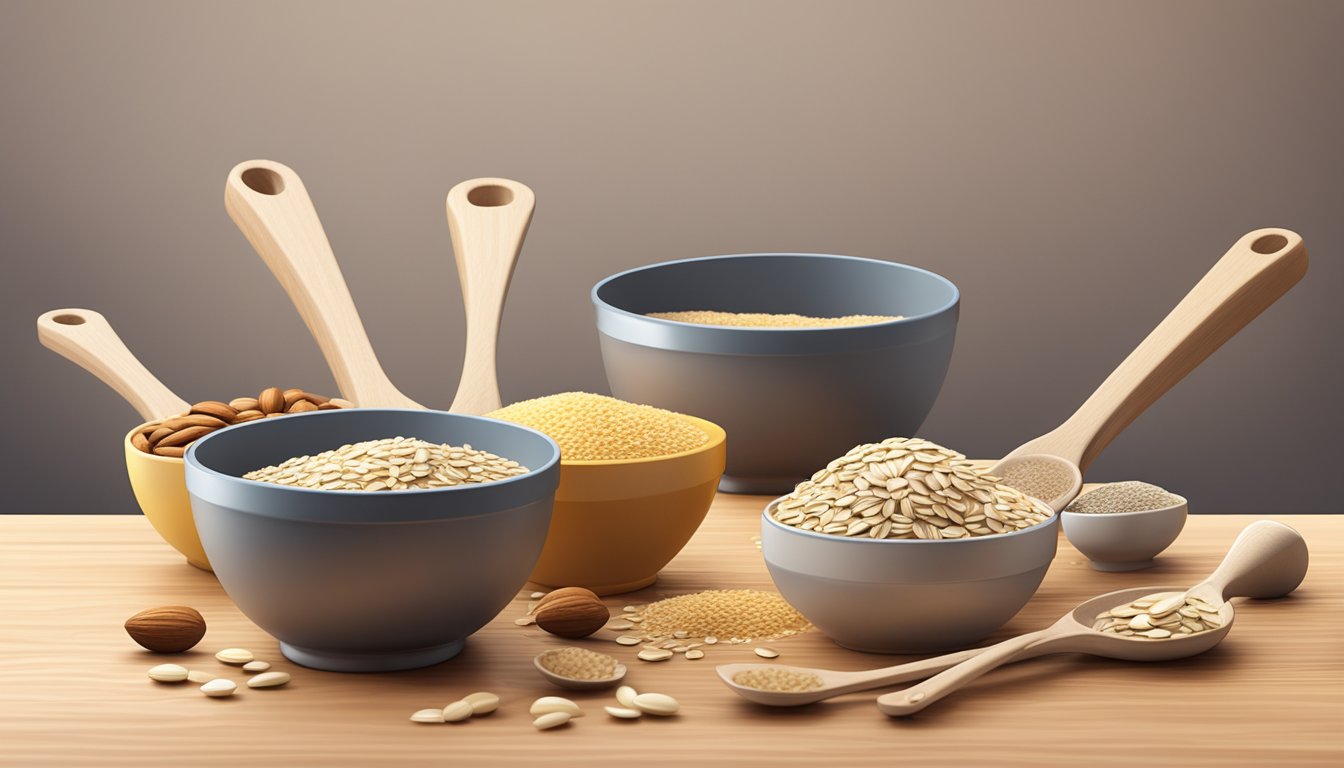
[760, 437, 1059, 654]
[1061, 482, 1188, 572]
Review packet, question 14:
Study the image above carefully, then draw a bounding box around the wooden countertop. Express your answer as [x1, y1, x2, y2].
[1, 502, 1340, 766]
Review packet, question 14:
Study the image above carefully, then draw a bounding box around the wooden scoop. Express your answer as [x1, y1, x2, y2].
[719, 520, 1307, 707]
[875, 520, 1307, 716]
[225, 160, 422, 409]
[992, 229, 1308, 511]
[445, 178, 534, 415]
[36, 308, 189, 422]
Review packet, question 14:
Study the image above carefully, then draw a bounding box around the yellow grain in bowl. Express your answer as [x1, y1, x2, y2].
[487, 392, 708, 462]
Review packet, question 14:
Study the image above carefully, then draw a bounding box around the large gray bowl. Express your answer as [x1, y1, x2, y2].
[761, 499, 1058, 653]
[593, 253, 959, 494]
[184, 409, 560, 672]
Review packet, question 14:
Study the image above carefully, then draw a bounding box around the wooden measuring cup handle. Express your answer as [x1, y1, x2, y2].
[445, 178, 534, 415]
[1007, 228, 1307, 471]
[36, 308, 189, 422]
[1190, 520, 1309, 604]
[224, 160, 420, 409]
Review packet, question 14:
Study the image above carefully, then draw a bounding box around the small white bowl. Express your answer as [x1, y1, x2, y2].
[1061, 495, 1188, 572]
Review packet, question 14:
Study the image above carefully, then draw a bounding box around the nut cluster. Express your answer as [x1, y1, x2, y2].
[131, 387, 352, 458]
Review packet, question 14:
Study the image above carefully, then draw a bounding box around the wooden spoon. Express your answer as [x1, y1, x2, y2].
[225, 160, 422, 409]
[874, 520, 1307, 716]
[36, 308, 189, 422]
[445, 178, 534, 415]
[991, 228, 1308, 511]
[719, 520, 1306, 707]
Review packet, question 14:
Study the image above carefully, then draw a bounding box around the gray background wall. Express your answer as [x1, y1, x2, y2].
[2, 0, 1340, 515]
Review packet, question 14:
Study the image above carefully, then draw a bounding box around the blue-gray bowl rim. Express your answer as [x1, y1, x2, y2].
[591, 253, 959, 355]
[183, 409, 561, 523]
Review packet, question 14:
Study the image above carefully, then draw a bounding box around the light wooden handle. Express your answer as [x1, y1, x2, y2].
[445, 178, 534, 415]
[1194, 520, 1309, 603]
[875, 628, 1067, 716]
[36, 309, 188, 422]
[1005, 229, 1307, 470]
[224, 160, 421, 409]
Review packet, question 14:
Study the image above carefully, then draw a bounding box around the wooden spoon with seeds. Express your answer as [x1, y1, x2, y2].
[37, 308, 190, 422]
[720, 520, 1306, 708]
[991, 229, 1307, 512]
[875, 520, 1307, 716]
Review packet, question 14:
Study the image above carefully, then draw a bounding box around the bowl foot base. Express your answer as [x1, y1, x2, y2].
[1088, 558, 1155, 572]
[280, 639, 465, 672]
[718, 475, 797, 495]
[184, 558, 214, 572]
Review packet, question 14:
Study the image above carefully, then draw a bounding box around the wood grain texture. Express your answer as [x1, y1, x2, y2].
[1, 502, 1340, 767]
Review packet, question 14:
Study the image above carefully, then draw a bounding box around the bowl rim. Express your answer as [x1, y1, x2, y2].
[550, 413, 726, 467]
[184, 408, 561, 497]
[591, 252, 961, 334]
[1060, 494, 1189, 520]
[761, 495, 1058, 545]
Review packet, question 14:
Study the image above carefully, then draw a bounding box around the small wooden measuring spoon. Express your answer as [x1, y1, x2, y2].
[719, 520, 1306, 707]
[991, 229, 1307, 511]
[445, 178, 534, 415]
[225, 160, 423, 409]
[875, 520, 1307, 716]
[36, 308, 189, 422]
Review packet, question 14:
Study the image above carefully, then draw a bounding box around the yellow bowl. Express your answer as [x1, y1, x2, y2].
[123, 424, 212, 571]
[528, 415, 726, 595]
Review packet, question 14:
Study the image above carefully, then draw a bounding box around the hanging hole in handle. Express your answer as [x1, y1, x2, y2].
[241, 167, 285, 195]
[466, 184, 513, 207]
[1250, 233, 1289, 254]
[52, 314, 87, 326]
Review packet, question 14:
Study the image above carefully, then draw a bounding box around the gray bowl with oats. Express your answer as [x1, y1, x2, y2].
[592, 254, 959, 495]
[184, 409, 560, 673]
[762, 498, 1058, 653]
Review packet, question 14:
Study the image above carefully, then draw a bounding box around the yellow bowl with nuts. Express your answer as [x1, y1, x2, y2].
[489, 393, 726, 596]
[124, 389, 352, 571]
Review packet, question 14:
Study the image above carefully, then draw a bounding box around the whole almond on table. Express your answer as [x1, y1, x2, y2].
[534, 587, 610, 639]
[125, 605, 207, 653]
